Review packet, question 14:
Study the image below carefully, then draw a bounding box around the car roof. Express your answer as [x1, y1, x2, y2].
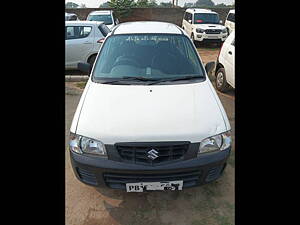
[112, 21, 184, 35]
[185, 8, 217, 14]
[229, 9, 235, 14]
[88, 10, 112, 15]
[65, 21, 104, 26]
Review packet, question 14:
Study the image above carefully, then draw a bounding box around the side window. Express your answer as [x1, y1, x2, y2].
[65, 26, 92, 40]
[231, 14, 235, 22]
[187, 13, 192, 23]
[227, 13, 235, 22]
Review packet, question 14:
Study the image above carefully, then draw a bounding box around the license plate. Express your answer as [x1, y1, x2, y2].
[126, 181, 183, 192]
[207, 36, 219, 39]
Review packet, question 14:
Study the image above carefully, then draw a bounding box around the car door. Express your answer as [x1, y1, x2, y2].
[224, 38, 235, 88]
[65, 25, 94, 69]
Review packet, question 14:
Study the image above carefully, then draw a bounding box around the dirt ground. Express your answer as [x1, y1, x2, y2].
[65, 46, 235, 225]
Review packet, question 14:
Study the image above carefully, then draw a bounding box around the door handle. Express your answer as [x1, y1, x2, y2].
[83, 41, 92, 44]
[228, 51, 232, 55]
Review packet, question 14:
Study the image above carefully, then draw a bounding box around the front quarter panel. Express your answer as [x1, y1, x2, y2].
[70, 79, 92, 134]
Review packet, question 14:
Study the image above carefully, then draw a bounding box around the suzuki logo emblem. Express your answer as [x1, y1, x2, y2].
[147, 149, 159, 160]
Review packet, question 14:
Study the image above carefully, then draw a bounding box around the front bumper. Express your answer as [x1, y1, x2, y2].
[194, 33, 228, 42]
[70, 147, 231, 190]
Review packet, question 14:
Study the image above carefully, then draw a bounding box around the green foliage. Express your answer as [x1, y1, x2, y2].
[159, 2, 173, 7]
[136, 0, 158, 7]
[195, 0, 215, 7]
[65, 2, 79, 8]
[108, 0, 135, 18]
[99, 2, 110, 8]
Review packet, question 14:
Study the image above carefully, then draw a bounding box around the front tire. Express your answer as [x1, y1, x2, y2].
[88, 55, 97, 68]
[215, 68, 230, 92]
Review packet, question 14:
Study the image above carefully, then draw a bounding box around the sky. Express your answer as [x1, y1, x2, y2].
[65, 0, 234, 8]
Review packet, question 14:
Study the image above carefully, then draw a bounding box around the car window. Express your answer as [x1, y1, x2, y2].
[227, 13, 235, 23]
[87, 14, 113, 25]
[188, 13, 192, 22]
[65, 26, 92, 40]
[92, 34, 205, 81]
[194, 13, 219, 24]
[98, 24, 110, 37]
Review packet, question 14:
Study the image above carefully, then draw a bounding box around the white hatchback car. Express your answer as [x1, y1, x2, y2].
[86, 10, 119, 30]
[225, 9, 235, 34]
[182, 8, 228, 44]
[215, 30, 235, 92]
[69, 21, 232, 192]
[65, 21, 110, 69]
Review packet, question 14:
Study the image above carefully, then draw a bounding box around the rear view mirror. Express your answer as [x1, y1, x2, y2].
[205, 61, 215, 74]
[78, 62, 91, 75]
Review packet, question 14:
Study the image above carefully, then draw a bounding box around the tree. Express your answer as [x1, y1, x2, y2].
[65, 2, 79, 8]
[184, 2, 195, 7]
[108, 0, 135, 18]
[159, 2, 173, 7]
[136, 0, 158, 7]
[99, 2, 110, 7]
[194, 0, 215, 7]
[79, 3, 87, 8]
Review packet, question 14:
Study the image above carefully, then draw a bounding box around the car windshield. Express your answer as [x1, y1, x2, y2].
[194, 13, 219, 24]
[87, 14, 113, 25]
[92, 34, 205, 83]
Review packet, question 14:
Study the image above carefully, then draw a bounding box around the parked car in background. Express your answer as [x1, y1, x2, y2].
[182, 8, 228, 44]
[70, 21, 232, 192]
[86, 10, 119, 30]
[65, 12, 79, 21]
[225, 9, 235, 34]
[215, 30, 235, 92]
[65, 21, 110, 70]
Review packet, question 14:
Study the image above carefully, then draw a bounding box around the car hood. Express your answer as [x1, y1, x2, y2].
[76, 81, 227, 144]
[194, 24, 225, 30]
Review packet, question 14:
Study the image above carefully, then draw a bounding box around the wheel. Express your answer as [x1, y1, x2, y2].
[88, 55, 97, 67]
[215, 68, 230, 92]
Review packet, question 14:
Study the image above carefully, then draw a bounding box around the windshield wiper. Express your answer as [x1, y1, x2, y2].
[100, 76, 158, 84]
[147, 76, 203, 85]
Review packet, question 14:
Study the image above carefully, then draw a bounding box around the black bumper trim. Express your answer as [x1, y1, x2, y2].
[70, 147, 231, 189]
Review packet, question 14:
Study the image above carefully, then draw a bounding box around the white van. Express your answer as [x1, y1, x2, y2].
[225, 9, 235, 34]
[86, 10, 119, 30]
[182, 8, 228, 44]
[215, 30, 235, 92]
[69, 21, 232, 192]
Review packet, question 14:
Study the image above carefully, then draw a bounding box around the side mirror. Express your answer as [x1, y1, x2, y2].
[205, 61, 215, 74]
[188, 19, 192, 24]
[78, 62, 91, 75]
[219, 20, 223, 24]
[115, 19, 119, 25]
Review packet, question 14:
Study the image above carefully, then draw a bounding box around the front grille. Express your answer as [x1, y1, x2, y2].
[115, 142, 190, 166]
[205, 29, 221, 34]
[76, 168, 97, 185]
[103, 170, 201, 190]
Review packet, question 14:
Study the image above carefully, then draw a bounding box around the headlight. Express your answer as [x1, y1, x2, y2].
[69, 133, 107, 157]
[222, 28, 227, 33]
[196, 28, 204, 33]
[198, 131, 231, 155]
